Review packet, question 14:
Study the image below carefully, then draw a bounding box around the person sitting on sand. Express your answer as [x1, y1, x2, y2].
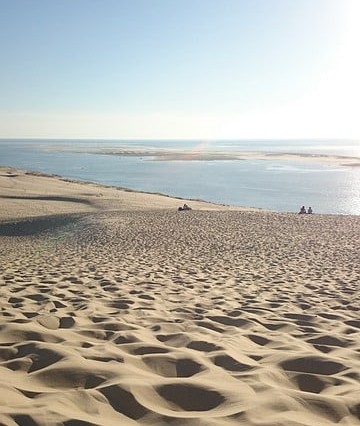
[307, 206, 313, 214]
[178, 203, 192, 211]
[299, 205, 306, 214]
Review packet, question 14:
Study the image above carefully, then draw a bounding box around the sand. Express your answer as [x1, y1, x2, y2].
[0, 166, 359, 426]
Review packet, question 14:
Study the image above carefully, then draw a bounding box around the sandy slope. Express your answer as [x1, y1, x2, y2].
[0, 166, 244, 222]
[0, 167, 359, 426]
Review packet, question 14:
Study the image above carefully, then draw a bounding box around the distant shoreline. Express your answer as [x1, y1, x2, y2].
[45, 145, 360, 167]
[1, 139, 359, 215]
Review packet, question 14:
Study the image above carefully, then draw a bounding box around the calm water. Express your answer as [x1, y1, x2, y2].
[1, 139, 359, 215]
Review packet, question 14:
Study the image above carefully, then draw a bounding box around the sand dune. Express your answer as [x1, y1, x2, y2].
[0, 167, 243, 222]
[0, 167, 359, 425]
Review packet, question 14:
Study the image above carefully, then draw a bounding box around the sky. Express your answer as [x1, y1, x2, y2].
[0, 0, 359, 140]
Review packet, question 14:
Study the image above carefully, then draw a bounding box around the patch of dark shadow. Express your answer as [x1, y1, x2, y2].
[227, 310, 242, 317]
[143, 356, 203, 378]
[176, 359, 203, 377]
[8, 297, 24, 304]
[300, 326, 318, 334]
[0, 214, 84, 236]
[0, 194, 93, 204]
[99, 279, 113, 286]
[18, 389, 42, 398]
[307, 336, 348, 347]
[25, 293, 48, 302]
[313, 345, 333, 354]
[344, 371, 360, 381]
[345, 320, 360, 328]
[156, 333, 184, 342]
[281, 357, 345, 375]
[113, 335, 138, 344]
[350, 403, 360, 420]
[258, 322, 289, 331]
[294, 374, 326, 393]
[284, 313, 315, 321]
[247, 334, 270, 346]
[132, 346, 169, 355]
[89, 356, 123, 363]
[99, 385, 148, 420]
[0, 346, 16, 361]
[214, 355, 253, 372]
[53, 300, 67, 308]
[10, 319, 29, 324]
[195, 321, 225, 333]
[318, 313, 342, 320]
[12, 414, 38, 426]
[59, 317, 75, 328]
[5, 360, 31, 371]
[102, 322, 136, 332]
[187, 341, 222, 352]
[344, 327, 358, 335]
[297, 303, 311, 310]
[13, 343, 63, 373]
[109, 301, 130, 309]
[207, 316, 250, 327]
[239, 307, 272, 314]
[64, 421, 99, 426]
[249, 354, 262, 361]
[307, 398, 344, 423]
[138, 294, 155, 300]
[84, 375, 106, 389]
[91, 316, 108, 323]
[35, 368, 107, 389]
[157, 384, 224, 411]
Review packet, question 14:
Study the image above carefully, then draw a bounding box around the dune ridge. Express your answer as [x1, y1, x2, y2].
[0, 167, 359, 425]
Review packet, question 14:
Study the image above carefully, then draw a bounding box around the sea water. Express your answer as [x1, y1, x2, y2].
[0, 139, 359, 215]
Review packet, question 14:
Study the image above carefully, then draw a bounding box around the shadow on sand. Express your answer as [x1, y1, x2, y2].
[0, 214, 85, 237]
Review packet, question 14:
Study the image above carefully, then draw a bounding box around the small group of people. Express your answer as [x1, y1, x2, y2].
[178, 203, 192, 211]
[299, 205, 313, 214]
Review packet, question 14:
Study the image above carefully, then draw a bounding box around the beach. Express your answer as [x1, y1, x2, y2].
[0, 167, 359, 425]
[1, 139, 360, 215]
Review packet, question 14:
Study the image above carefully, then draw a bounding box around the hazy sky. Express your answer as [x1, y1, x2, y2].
[0, 0, 359, 139]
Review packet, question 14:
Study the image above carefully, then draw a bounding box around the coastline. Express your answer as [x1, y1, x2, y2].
[0, 166, 254, 222]
[0, 165, 359, 425]
[1, 139, 360, 215]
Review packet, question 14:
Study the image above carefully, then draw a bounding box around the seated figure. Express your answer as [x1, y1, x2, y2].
[178, 203, 192, 211]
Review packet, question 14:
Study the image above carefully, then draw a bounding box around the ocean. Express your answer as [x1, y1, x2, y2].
[0, 139, 359, 215]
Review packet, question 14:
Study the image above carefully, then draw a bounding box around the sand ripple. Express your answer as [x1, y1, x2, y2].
[0, 211, 359, 425]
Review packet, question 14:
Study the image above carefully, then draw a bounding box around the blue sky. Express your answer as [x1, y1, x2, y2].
[0, 0, 359, 139]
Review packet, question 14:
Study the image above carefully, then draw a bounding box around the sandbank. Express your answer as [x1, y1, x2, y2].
[46, 144, 360, 167]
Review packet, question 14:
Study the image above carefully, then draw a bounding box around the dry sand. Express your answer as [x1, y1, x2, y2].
[0, 166, 359, 426]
